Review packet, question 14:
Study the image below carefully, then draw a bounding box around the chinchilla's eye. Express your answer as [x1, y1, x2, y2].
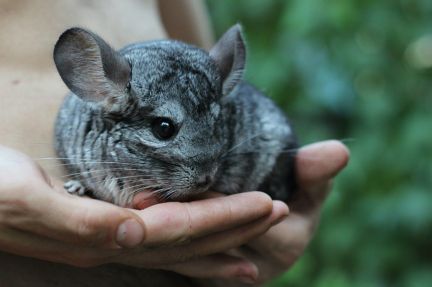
[151, 118, 176, 140]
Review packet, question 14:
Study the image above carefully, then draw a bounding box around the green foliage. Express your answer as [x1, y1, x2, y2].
[207, 0, 432, 286]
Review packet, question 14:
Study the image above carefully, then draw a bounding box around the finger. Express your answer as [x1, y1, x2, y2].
[183, 200, 287, 257]
[296, 140, 349, 189]
[7, 180, 146, 249]
[131, 192, 274, 246]
[0, 146, 146, 249]
[235, 215, 316, 284]
[164, 254, 258, 284]
[0, 226, 119, 267]
[246, 215, 312, 266]
[293, 140, 349, 213]
[120, 200, 288, 266]
[132, 191, 224, 210]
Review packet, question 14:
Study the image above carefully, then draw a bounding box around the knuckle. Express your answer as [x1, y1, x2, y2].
[173, 252, 192, 264]
[223, 200, 234, 222]
[170, 203, 194, 244]
[0, 195, 31, 224]
[174, 246, 198, 263]
[250, 192, 273, 211]
[74, 209, 109, 246]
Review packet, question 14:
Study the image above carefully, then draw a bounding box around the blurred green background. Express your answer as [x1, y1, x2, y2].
[206, 1, 431, 286]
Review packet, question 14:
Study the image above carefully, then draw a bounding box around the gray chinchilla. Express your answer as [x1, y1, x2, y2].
[53, 24, 298, 207]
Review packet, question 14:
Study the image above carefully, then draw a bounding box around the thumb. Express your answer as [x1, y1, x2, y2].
[0, 145, 146, 249]
[11, 178, 146, 249]
[292, 140, 349, 212]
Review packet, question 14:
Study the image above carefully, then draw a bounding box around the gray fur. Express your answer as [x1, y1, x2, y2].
[54, 25, 298, 207]
[209, 24, 246, 95]
[54, 28, 132, 114]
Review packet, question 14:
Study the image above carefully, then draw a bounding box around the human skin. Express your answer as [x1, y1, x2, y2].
[0, 143, 288, 285]
[0, 0, 349, 285]
[0, 1, 284, 284]
[182, 140, 350, 286]
[0, 140, 348, 286]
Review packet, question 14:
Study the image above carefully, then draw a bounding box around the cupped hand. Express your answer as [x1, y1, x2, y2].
[249, 140, 349, 284]
[201, 140, 350, 286]
[0, 144, 287, 284]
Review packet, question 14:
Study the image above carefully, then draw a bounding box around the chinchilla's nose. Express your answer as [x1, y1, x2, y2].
[195, 174, 214, 188]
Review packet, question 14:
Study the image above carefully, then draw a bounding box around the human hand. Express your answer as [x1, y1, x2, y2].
[0, 144, 287, 284]
[199, 140, 350, 286]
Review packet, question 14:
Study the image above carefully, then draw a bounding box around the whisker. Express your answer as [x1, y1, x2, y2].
[161, 187, 184, 200]
[121, 182, 162, 193]
[35, 157, 147, 167]
[221, 146, 298, 160]
[127, 186, 170, 199]
[121, 184, 171, 198]
[152, 188, 174, 200]
[151, 187, 171, 195]
[222, 137, 356, 160]
[91, 175, 164, 189]
[222, 132, 266, 158]
[60, 168, 156, 179]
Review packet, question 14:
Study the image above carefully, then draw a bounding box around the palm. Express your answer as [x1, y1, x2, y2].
[205, 140, 349, 286]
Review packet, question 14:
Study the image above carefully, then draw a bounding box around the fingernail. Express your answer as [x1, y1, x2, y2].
[116, 219, 144, 248]
[236, 263, 258, 284]
[271, 201, 289, 225]
[274, 200, 289, 215]
[273, 214, 288, 225]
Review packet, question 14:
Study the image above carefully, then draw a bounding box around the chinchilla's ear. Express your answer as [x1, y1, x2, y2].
[54, 28, 131, 113]
[209, 24, 246, 96]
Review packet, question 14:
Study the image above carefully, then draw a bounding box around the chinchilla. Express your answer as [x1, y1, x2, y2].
[53, 24, 298, 207]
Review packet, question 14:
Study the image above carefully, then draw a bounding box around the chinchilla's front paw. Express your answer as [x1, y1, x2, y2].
[64, 180, 86, 196]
